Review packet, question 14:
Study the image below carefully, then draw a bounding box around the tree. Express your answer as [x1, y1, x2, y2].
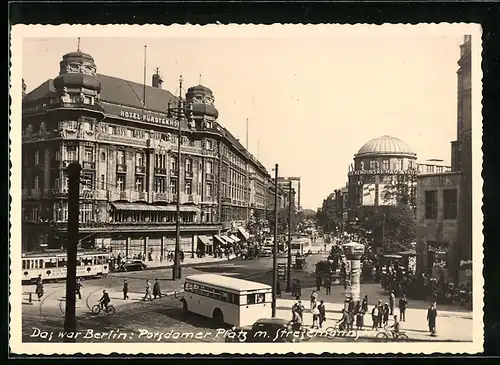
[266, 204, 298, 236]
[361, 204, 416, 254]
[316, 190, 343, 233]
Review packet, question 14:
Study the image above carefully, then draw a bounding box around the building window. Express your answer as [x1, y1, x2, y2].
[117, 175, 125, 191]
[67, 146, 77, 161]
[382, 160, 389, 171]
[369, 161, 376, 171]
[100, 174, 105, 190]
[427, 165, 435, 173]
[425, 190, 438, 219]
[155, 153, 166, 168]
[398, 159, 404, 170]
[443, 189, 458, 219]
[206, 161, 213, 174]
[408, 160, 413, 170]
[205, 140, 213, 151]
[117, 150, 125, 165]
[206, 183, 212, 197]
[34, 150, 40, 165]
[34, 176, 39, 189]
[100, 152, 106, 162]
[80, 203, 93, 223]
[185, 181, 192, 195]
[136, 152, 144, 167]
[185, 158, 192, 172]
[55, 151, 61, 161]
[436, 166, 443, 173]
[135, 176, 144, 192]
[84, 147, 94, 162]
[54, 178, 60, 190]
[155, 177, 165, 193]
[171, 157, 177, 171]
[170, 178, 177, 194]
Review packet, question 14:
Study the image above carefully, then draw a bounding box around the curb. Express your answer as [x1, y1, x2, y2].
[131, 256, 241, 272]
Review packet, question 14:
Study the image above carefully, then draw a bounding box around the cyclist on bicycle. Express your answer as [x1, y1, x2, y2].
[99, 290, 111, 311]
[389, 315, 400, 337]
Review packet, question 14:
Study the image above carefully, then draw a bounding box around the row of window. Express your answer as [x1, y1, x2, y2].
[184, 282, 267, 305]
[22, 255, 107, 270]
[424, 189, 458, 219]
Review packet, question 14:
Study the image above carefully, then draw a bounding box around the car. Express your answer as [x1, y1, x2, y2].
[261, 248, 273, 257]
[224, 318, 302, 343]
[117, 260, 147, 272]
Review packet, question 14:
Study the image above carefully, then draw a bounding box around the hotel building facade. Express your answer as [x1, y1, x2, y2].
[21, 48, 283, 258]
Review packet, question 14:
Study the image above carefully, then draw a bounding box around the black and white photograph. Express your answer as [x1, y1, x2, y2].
[10, 24, 483, 354]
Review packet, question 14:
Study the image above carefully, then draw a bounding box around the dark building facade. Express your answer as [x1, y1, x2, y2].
[21, 48, 284, 258]
[416, 35, 473, 284]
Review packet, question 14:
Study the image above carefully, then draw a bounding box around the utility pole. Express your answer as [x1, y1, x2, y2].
[286, 179, 292, 292]
[64, 162, 81, 342]
[173, 75, 184, 280]
[272, 164, 279, 317]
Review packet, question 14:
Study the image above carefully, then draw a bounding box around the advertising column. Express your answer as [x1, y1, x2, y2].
[343, 242, 365, 308]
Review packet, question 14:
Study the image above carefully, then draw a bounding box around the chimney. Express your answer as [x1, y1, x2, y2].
[152, 67, 163, 89]
[22, 78, 27, 98]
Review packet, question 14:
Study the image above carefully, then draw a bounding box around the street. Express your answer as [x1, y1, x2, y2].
[22, 239, 472, 343]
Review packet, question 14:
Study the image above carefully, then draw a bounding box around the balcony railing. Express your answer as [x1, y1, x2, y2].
[154, 167, 167, 175]
[98, 133, 148, 147]
[170, 168, 178, 177]
[205, 173, 215, 181]
[130, 190, 148, 202]
[82, 161, 95, 170]
[152, 192, 169, 203]
[116, 164, 127, 173]
[185, 170, 194, 179]
[181, 145, 203, 155]
[135, 166, 146, 174]
[120, 190, 129, 200]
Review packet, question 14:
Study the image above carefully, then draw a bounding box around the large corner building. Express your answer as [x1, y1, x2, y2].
[21, 48, 283, 257]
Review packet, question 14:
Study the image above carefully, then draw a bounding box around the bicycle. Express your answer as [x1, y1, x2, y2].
[375, 326, 409, 341]
[91, 302, 116, 315]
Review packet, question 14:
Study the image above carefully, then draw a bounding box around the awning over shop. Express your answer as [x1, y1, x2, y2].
[222, 236, 235, 244]
[198, 235, 212, 246]
[111, 203, 197, 213]
[112, 203, 163, 211]
[237, 226, 250, 240]
[214, 235, 226, 245]
[230, 234, 241, 243]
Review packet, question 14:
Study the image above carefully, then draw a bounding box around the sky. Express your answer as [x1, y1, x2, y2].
[21, 29, 467, 211]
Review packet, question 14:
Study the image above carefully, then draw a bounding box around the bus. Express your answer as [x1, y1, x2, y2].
[179, 274, 272, 327]
[21, 249, 110, 284]
[290, 237, 312, 256]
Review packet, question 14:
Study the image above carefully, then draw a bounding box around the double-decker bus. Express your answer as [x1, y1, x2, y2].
[21, 249, 110, 284]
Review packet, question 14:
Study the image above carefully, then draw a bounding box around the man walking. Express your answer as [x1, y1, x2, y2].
[324, 276, 331, 295]
[153, 278, 162, 299]
[143, 279, 153, 301]
[318, 300, 326, 329]
[427, 302, 438, 336]
[75, 278, 83, 300]
[399, 294, 408, 322]
[122, 279, 129, 300]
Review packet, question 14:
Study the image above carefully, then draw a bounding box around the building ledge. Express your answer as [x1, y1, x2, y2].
[417, 171, 462, 178]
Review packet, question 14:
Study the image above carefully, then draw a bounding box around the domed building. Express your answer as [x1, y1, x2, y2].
[347, 135, 419, 221]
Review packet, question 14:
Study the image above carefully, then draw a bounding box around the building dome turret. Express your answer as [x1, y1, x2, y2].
[185, 84, 219, 119]
[355, 135, 416, 158]
[53, 44, 102, 107]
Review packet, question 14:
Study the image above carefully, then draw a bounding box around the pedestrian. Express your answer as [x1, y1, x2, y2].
[143, 279, 153, 301]
[316, 274, 322, 292]
[75, 278, 83, 300]
[122, 279, 129, 299]
[362, 295, 369, 313]
[318, 300, 326, 329]
[324, 276, 331, 295]
[356, 308, 365, 330]
[153, 278, 162, 299]
[35, 274, 44, 301]
[427, 302, 438, 335]
[180, 250, 185, 263]
[399, 294, 408, 322]
[377, 300, 383, 328]
[348, 297, 355, 314]
[389, 291, 395, 315]
[371, 304, 379, 330]
[291, 278, 297, 297]
[311, 304, 320, 329]
[382, 302, 390, 327]
[295, 300, 305, 322]
[310, 290, 318, 311]
[295, 279, 302, 300]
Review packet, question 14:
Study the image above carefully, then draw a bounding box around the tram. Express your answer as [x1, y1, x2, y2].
[21, 249, 110, 284]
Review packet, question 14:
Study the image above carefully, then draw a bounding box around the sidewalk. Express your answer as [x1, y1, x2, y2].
[138, 254, 238, 271]
[274, 298, 472, 342]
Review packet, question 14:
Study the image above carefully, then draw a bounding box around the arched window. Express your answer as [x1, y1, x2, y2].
[100, 152, 106, 162]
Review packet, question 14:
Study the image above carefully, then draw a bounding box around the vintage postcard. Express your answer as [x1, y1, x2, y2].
[10, 23, 483, 355]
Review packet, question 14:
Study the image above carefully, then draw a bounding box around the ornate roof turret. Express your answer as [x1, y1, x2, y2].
[185, 84, 219, 119]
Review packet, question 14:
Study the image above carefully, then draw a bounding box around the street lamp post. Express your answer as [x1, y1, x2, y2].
[171, 75, 193, 280]
[286, 179, 292, 292]
[272, 164, 279, 317]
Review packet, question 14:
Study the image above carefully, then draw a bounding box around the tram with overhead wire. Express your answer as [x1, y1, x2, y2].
[21, 249, 110, 284]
